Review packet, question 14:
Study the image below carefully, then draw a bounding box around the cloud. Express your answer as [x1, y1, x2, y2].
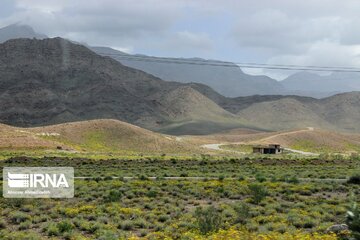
[3, 0, 184, 46]
[165, 31, 213, 51]
[2, 0, 360, 78]
[226, 0, 360, 77]
[232, 9, 342, 54]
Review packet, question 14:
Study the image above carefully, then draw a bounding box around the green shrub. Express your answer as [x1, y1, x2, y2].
[46, 223, 60, 236]
[96, 230, 119, 240]
[104, 190, 122, 202]
[0, 219, 6, 229]
[248, 183, 268, 204]
[348, 174, 360, 184]
[158, 215, 170, 223]
[139, 175, 148, 181]
[146, 190, 158, 198]
[57, 220, 74, 233]
[18, 220, 31, 230]
[134, 218, 148, 228]
[233, 202, 250, 224]
[286, 176, 299, 184]
[9, 211, 31, 224]
[347, 203, 360, 239]
[119, 220, 133, 230]
[194, 206, 222, 235]
[255, 174, 266, 183]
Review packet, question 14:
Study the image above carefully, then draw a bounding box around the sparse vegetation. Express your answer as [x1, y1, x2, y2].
[195, 206, 222, 234]
[248, 183, 268, 204]
[347, 203, 360, 239]
[0, 156, 358, 239]
[348, 174, 360, 185]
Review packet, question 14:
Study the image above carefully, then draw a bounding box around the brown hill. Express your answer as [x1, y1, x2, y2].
[1, 38, 360, 135]
[0, 38, 245, 134]
[249, 128, 360, 153]
[237, 98, 335, 131]
[151, 86, 249, 134]
[0, 119, 199, 154]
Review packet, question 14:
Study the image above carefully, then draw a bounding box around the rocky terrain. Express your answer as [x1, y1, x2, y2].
[0, 37, 360, 134]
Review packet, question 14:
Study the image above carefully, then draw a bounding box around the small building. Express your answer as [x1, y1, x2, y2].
[252, 144, 283, 154]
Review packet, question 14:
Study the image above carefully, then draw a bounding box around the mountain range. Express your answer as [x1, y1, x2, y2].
[281, 71, 360, 95]
[91, 47, 360, 98]
[0, 23, 47, 43]
[2, 24, 360, 98]
[90, 46, 285, 97]
[1, 24, 360, 134]
[0, 37, 360, 134]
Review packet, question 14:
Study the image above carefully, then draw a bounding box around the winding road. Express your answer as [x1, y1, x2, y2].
[201, 127, 319, 156]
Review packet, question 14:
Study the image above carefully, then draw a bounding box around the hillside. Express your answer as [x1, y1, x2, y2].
[197, 127, 360, 154]
[0, 123, 63, 150]
[226, 92, 360, 133]
[0, 119, 199, 154]
[0, 37, 247, 134]
[150, 86, 249, 134]
[2, 24, 360, 99]
[236, 98, 335, 130]
[248, 128, 360, 153]
[281, 71, 360, 96]
[316, 92, 360, 132]
[1, 38, 360, 135]
[0, 23, 47, 43]
[91, 46, 286, 97]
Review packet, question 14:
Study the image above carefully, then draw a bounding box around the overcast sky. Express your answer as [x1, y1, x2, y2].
[1, 0, 360, 79]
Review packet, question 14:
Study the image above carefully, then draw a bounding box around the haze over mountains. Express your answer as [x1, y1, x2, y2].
[0, 37, 250, 134]
[0, 24, 360, 135]
[0, 23, 47, 43]
[281, 71, 360, 95]
[0, 37, 360, 134]
[2, 24, 360, 98]
[92, 46, 360, 98]
[91, 46, 285, 97]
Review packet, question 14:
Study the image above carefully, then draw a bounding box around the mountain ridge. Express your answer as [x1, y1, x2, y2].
[0, 37, 360, 134]
[0, 37, 248, 134]
[91, 46, 286, 97]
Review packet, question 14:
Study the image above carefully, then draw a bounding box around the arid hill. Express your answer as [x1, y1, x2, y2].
[0, 119, 199, 154]
[0, 38, 245, 134]
[1, 38, 360, 134]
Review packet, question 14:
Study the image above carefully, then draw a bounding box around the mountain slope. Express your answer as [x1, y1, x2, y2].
[30, 119, 198, 153]
[0, 37, 247, 134]
[1, 38, 360, 134]
[2, 23, 360, 99]
[315, 92, 360, 132]
[234, 92, 360, 132]
[151, 86, 249, 134]
[249, 128, 360, 153]
[0, 23, 47, 43]
[91, 46, 285, 97]
[236, 98, 334, 131]
[0, 119, 200, 154]
[281, 71, 360, 96]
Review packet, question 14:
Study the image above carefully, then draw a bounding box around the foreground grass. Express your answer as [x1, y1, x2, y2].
[0, 156, 359, 239]
[1, 178, 357, 239]
[1, 156, 359, 179]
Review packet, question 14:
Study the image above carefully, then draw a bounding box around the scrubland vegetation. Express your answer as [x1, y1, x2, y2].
[0, 156, 359, 239]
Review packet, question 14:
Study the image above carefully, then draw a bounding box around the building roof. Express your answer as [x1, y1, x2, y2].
[253, 144, 281, 149]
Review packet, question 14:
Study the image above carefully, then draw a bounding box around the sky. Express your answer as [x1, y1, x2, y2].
[1, 0, 360, 79]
